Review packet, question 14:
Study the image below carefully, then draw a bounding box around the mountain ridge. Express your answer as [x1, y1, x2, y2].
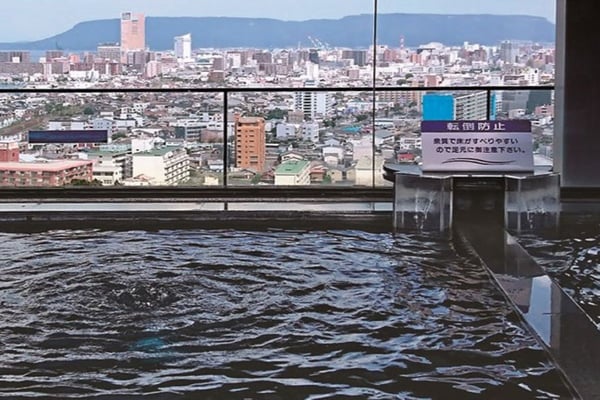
[0, 14, 555, 51]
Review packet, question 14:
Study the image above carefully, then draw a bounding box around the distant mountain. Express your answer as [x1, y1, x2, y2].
[0, 14, 555, 51]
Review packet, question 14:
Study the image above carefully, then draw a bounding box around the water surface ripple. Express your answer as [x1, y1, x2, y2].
[520, 231, 600, 327]
[0, 229, 571, 399]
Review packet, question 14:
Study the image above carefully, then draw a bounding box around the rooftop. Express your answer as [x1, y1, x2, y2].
[134, 146, 181, 157]
[237, 117, 264, 124]
[0, 160, 92, 172]
[275, 160, 310, 175]
[87, 150, 129, 157]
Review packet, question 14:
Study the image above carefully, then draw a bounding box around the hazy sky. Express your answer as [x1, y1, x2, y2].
[0, 0, 556, 42]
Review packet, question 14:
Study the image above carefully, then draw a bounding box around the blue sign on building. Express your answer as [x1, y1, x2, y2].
[28, 130, 108, 144]
[422, 93, 497, 121]
[422, 94, 455, 121]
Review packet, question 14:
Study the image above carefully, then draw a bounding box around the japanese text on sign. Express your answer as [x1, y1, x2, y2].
[420, 120, 534, 172]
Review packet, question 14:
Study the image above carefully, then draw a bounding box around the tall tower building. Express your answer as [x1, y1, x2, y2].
[121, 12, 145, 51]
[235, 116, 266, 173]
[174, 33, 192, 61]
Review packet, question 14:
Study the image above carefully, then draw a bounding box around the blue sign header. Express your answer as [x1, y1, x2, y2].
[28, 130, 108, 144]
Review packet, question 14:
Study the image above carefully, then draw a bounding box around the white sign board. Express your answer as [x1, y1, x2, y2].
[421, 120, 534, 172]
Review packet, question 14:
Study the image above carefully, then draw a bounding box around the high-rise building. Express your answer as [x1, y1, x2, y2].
[308, 49, 319, 65]
[295, 92, 333, 121]
[125, 50, 147, 69]
[295, 82, 333, 121]
[97, 44, 121, 62]
[227, 52, 242, 69]
[423, 91, 492, 120]
[306, 49, 320, 80]
[341, 50, 367, 67]
[174, 33, 192, 61]
[235, 116, 266, 172]
[0, 51, 30, 63]
[120, 12, 145, 52]
[45, 51, 64, 61]
[499, 90, 530, 114]
[500, 40, 519, 65]
[212, 57, 225, 70]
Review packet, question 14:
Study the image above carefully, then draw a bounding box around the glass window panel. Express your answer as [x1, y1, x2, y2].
[493, 88, 555, 167]
[0, 1, 557, 190]
[0, 90, 223, 187]
[227, 90, 391, 187]
[377, 0, 556, 176]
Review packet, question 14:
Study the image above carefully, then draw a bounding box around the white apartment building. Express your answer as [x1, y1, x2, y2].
[227, 53, 242, 69]
[322, 146, 344, 165]
[132, 146, 190, 186]
[92, 164, 123, 186]
[174, 33, 192, 61]
[350, 136, 372, 161]
[274, 160, 311, 186]
[276, 123, 298, 140]
[172, 115, 225, 141]
[92, 118, 114, 142]
[301, 122, 320, 143]
[92, 118, 113, 132]
[354, 155, 386, 187]
[48, 120, 85, 130]
[115, 119, 138, 130]
[454, 90, 488, 120]
[276, 122, 319, 142]
[87, 149, 132, 185]
[295, 91, 333, 121]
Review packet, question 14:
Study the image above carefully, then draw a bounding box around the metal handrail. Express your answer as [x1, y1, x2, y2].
[0, 85, 555, 94]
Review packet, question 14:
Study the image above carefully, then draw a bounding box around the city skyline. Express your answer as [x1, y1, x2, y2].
[0, 0, 556, 42]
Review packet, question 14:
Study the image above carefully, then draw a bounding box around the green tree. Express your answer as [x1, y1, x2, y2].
[83, 106, 96, 115]
[267, 108, 287, 120]
[112, 132, 127, 141]
[355, 114, 369, 122]
[69, 179, 102, 186]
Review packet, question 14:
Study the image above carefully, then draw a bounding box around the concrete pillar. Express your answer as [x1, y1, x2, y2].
[554, 0, 600, 187]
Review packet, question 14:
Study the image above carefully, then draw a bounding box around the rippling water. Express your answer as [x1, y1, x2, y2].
[520, 230, 600, 328]
[0, 229, 571, 399]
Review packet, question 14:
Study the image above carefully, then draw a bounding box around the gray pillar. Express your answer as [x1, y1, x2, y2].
[555, 0, 600, 187]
